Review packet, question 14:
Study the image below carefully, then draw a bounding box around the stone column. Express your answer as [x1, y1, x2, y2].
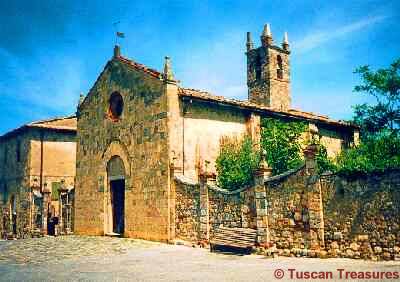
[58, 192, 63, 234]
[303, 144, 325, 250]
[42, 187, 51, 235]
[168, 161, 176, 243]
[199, 174, 209, 242]
[254, 169, 269, 244]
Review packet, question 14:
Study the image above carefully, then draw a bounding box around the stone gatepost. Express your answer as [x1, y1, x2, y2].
[198, 174, 210, 242]
[42, 184, 51, 235]
[168, 160, 176, 243]
[303, 144, 325, 250]
[254, 169, 269, 244]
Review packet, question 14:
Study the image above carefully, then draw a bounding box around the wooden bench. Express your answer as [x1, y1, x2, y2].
[210, 226, 257, 253]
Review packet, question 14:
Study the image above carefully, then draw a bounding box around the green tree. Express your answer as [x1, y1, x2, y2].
[352, 59, 400, 137]
[260, 118, 306, 175]
[335, 59, 400, 175]
[216, 136, 260, 191]
[336, 131, 400, 175]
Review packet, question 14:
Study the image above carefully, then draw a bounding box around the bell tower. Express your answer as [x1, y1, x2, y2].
[246, 24, 291, 111]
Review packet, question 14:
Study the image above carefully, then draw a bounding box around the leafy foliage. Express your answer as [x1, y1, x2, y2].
[216, 136, 260, 191]
[352, 59, 400, 137]
[312, 140, 337, 174]
[336, 59, 400, 175]
[260, 118, 307, 175]
[336, 131, 400, 175]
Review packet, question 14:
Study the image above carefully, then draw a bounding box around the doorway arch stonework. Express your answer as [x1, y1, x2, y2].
[101, 140, 131, 235]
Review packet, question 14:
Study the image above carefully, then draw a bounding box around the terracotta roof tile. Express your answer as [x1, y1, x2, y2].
[116, 56, 162, 79]
[178, 88, 356, 129]
[0, 116, 76, 140]
[28, 116, 77, 131]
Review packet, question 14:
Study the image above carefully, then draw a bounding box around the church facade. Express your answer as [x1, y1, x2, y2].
[74, 24, 359, 241]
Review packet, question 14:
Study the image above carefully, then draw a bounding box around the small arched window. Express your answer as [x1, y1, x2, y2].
[277, 55, 283, 79]
[108, 92, 124, 121]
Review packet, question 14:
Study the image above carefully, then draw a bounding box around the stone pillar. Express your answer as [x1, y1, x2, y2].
[168, 161, 176, 243]
[42, 186, 51, 235]
[58, 192, 63, 234]
[303, 144, 325, 250]
[199, 174, 209, 242]
[254, 169, 269, 244]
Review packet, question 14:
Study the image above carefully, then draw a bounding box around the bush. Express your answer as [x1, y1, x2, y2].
[310, 139, 337, 174]
[336, 131, 400, 175]
[216, 135, 260, 191]
[261, 118, 307, 175]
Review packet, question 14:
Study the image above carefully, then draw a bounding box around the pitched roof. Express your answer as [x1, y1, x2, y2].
[178, 88, 357, 129]
[78, 55, 163, 111]
[0, 116, 77, 140]
[28, 116, 77, 131]
[116, 56, 162, 79]
[81, 52, 356, 130]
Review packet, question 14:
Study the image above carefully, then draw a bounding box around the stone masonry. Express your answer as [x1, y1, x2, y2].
[174, 145, 400, 260]
[0, 117, 76, 238]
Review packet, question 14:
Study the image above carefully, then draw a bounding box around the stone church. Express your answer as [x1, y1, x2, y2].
[74, 24, 359, 242]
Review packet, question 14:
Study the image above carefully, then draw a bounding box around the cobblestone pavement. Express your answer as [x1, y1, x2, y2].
[0, 236, 399, 282]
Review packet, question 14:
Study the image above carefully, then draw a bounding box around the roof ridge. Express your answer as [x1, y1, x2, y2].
[29, 115, 76, 126]
[178, 87, 357, 128]
[116, 56, 162, 79]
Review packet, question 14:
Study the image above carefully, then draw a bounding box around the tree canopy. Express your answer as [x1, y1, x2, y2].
[352, 59, 400, 137]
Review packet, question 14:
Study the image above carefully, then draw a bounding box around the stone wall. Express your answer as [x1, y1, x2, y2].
[0, 131, 33, 238]
[321, 170, 400, 261]
[265, 164, 325, 251]
[208, 186, 256, 233]
[75, 56, 171, 241]
[172, 146, 399, 260]
[174, 175, 257, 243]
[0, 128, 76, 238]
[174, 178, 200, 242]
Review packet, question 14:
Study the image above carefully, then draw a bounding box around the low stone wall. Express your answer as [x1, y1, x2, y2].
[173, 149, 400, 260]
[175, 178, 200, 242]
[208, 185, 256, 234]
[174, 175, 257, 243]
[321, 170, 400, 261]
[263, 162, 325, 255]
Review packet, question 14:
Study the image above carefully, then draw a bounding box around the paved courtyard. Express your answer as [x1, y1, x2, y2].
[0, 236, 399, 282]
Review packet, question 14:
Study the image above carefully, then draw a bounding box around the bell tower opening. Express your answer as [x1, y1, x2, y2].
[246, 24, 291, 111]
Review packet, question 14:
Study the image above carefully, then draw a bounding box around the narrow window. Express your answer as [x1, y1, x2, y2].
[277, 55, 283, 79]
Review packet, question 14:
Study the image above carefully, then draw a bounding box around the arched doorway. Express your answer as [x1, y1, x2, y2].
[107, 156, 125, 235]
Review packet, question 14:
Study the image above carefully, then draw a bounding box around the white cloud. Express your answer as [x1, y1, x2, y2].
[293, 15, 388, 53]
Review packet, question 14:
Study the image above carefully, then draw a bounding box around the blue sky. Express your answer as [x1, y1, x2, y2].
[0, 0, 399, 134]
